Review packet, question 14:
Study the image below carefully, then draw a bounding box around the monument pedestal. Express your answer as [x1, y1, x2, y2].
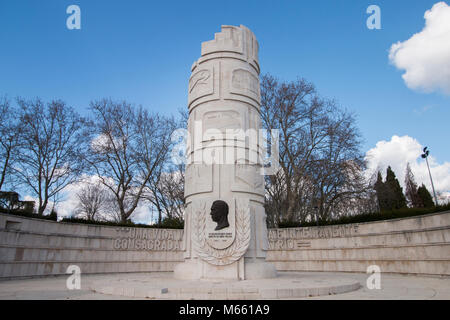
[174, 259, 242, 280]
[174, 258, 276, 280]
[244, 258, 277, 280]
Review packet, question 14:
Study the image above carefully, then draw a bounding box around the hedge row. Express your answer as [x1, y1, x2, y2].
[277, 203, 450, 228]
[0, 208, 57, 221]
[3, 204, 450, 230]
[0, 207, 184, 229]
[59, 216, 184, 229]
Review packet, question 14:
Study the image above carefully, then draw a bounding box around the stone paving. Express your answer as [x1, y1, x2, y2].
[0, 271, 448, 300]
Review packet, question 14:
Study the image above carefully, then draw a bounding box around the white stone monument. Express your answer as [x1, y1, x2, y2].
[174, 25, 277, 280]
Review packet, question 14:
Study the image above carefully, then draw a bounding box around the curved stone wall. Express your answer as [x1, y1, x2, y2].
[0, 213, 184, 279]
[266, 211, 450, 276]
[1, 211, 449, 278]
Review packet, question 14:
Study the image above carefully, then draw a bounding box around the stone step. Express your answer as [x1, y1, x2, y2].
[298, 227, 449, 249]
[0, 229, 182, 251]
[0, 245, 182, 263]
[0, 261, 179, 278]
[2, 243, 446, 263]
[272, 259, 450, 275]
[267, 243, 450, 261]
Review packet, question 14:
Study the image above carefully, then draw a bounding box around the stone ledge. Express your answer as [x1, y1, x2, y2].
[269, 225, 449, 241]
[1, 241, 448, 251]
[267, 241, 450, 251]
[0, 259, 184, 264]
[267, 258, 450, 262]
[0, 244, 183, 252]
[273, 260, 450, 275]
[0, 228, 128, 240]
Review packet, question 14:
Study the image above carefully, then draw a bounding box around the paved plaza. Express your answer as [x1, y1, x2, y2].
[0, 272, 448, 300]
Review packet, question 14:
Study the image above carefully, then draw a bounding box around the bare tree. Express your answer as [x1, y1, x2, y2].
[307, 113, 367, 221]
[73, 182, 107, 221]
[86, 99, 176, 223]
[144, 109, 187, 224]
[261, 74, 313, 225]
[404, 162, 421, 208]
[14, 98, 88, 215]
[145, 164, 185, 224]
[260, 74, 366, 225]
[0, 97, 21, 190]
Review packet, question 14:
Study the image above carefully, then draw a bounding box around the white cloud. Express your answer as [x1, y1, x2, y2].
[365, 135, 450, 203]
[130, 205, 155, 225]
[389, 2, 450, 94]
[91, 134, 117, 153]
[53, 175, 101, 219]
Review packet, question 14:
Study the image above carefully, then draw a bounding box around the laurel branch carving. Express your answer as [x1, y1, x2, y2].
[193, 199, 250, 265]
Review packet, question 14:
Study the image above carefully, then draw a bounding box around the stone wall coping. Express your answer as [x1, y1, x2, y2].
[266, 242, 450, 251]
[268, 225, 449, 238]
[0, 228, 117, 240]
[0, 243, 183, 250]
[0, 259, 183, 264]
[273, 210, 450, 230]
[1, 241, 447, 253]
[0, 212, 182, 232]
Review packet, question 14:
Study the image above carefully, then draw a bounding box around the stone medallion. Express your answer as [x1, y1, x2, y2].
[192, 197, 250, 265]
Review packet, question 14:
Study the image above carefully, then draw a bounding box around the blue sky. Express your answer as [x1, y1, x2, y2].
[1, 1, 449, 187]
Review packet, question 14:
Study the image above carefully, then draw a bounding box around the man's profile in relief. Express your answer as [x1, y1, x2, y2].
[210, 200, 229, 231]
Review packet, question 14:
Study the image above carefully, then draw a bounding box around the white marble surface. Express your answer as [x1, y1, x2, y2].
[1, 211, 449, 278]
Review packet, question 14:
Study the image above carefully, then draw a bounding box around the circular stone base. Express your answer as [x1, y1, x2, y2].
[90, 272, 361, 299]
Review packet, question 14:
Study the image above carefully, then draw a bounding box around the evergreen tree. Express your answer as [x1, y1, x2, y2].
[374, 171, 388, 211]
[385, 166, 407, 210]
[404, 163, 421, 208]
[417, 184, 435, 208]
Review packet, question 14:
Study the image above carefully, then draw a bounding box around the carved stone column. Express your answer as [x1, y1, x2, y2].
[174, 25, 276, 280]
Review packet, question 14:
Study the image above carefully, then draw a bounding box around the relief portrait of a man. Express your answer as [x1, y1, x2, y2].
[210, 200, 230, 231]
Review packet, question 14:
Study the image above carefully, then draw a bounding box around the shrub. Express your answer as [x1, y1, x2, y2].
[0, 208, 57, 221]
[60, 216, 184, 229]
[154, 216, 184, 229]
[277, 203, 450, 228]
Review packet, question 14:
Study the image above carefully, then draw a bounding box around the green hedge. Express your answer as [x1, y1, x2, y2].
[278, 203, 450, 228]
[3, 204, 449, 230]
[0, 208, 57, 221]
[0, 209, 184, 229]
[60, 216, 184, 229]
